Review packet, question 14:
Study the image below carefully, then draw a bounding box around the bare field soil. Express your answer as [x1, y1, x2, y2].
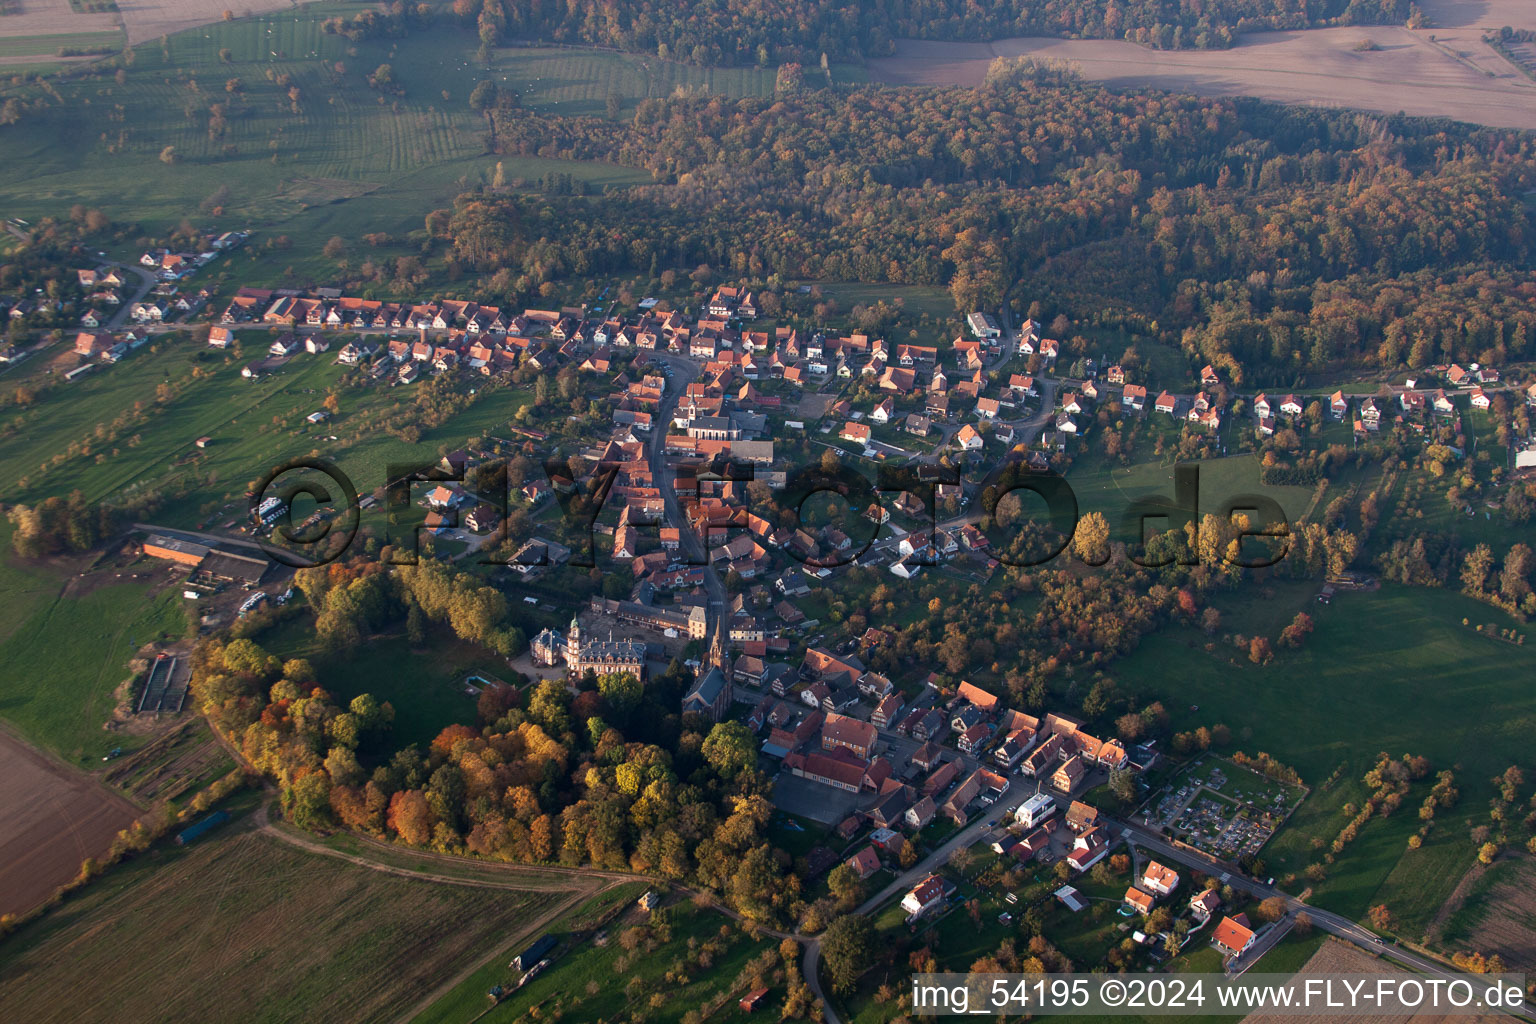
[869, 18, 1536, 131]
[1242, 939, 1506, 1024]
[1463, 856, 1536, 971]
[0, 0, 118, 41]
[0, 828, 574, 1024]
[115, 0, 293, 46]
[0, 728, 138, 918]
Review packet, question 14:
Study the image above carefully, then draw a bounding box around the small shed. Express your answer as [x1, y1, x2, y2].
[195, 436, 212, 448]
[739, 987, 770, 1012]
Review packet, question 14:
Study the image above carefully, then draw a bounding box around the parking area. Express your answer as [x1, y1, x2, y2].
[769, 770, 864, 825]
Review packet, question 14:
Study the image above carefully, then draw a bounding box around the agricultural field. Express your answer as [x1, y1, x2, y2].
[1241, 937, 1507, 1024]
[0, 824, 582, 1024]
[407, 880, 651, 1024]
[0, 29, 121, 62]
[1111, 581, 1536, 925]
[864, 16, 1536, 132]
[801, 281, 959, 323]
[0, 0, 120, 70]
[0, 726, 139, 917]
[1436, 854, 1536, 970]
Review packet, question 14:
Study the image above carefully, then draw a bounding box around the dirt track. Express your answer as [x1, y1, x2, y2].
[0, 727, 138, 917]
[868, 2, 1536, 131]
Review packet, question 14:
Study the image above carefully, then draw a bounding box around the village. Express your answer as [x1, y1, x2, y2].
[31, 267, 1536, 996]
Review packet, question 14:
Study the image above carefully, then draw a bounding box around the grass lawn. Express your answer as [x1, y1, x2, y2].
[0, 334, 543, 534]
[408, 881, 649, 1024]
[0, 825, 572, 1024]
[1111, 581, 1535, 926]
[1064, 452, 1316, 545]
[468, 898, 778, 1024]
[0, 524, 185, 762]
[805, 281, 959, 321]
[263, 623, 506, 749]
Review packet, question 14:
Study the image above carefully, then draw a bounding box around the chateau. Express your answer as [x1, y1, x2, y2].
[532, 617, 647, 681]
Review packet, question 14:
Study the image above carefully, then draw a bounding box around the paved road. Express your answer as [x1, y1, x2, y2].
[103, 262, 158, 331]
[1112, 816, 1507, 994]
[806, 784, 1035, 1023]
[804, 786, 1505, 1023]
[644, 354, 727, 641]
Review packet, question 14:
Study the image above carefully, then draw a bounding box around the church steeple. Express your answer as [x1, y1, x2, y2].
[707, 621, 732, 683]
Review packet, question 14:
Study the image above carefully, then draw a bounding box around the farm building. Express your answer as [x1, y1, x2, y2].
[511, 934, 557, 971]
[176, 810, 231, 845]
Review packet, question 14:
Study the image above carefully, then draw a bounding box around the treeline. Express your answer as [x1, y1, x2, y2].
[469, 67, 1536, 380]
[7, 491, 116, 557]
[459, 0, 1411, 63]
[290, 555, 529, 655]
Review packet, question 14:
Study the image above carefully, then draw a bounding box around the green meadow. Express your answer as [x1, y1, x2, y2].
[1110, 580, 1535, 932]
[0, 523, 184, 761]
[1, 333, 536, 527]
[0, 6, 798, 244]
[1063, 451, 1317, 542]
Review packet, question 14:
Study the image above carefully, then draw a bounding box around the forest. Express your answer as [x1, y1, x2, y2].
[449, 60, 1536, 385]
[459, 0, 1415, 63]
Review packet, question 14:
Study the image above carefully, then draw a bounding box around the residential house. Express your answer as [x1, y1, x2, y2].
[822, 713, 877, 760]
[1212, 915, 1256, 959]
[958, 722, 993, 755]
[1066, 826, 1109, 872]
[901, 875, 947, 918]
[845, 847, 882, 881]
[909, 742, 943, 771]
[1065, 801, 1100, 833]
[872, 692, 906, 729]
[1051, 755, 1085, 793]
[1124, 887, 1155, 915]
[955, 423, 983, 451]
[1190, 889, 1221, 924]
[903, 796, 937, 831]
[1140, 861, 1179, 897]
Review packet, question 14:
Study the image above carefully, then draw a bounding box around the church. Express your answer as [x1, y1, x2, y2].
[532, 617, 647, 681]
[682, 629, 733, 723]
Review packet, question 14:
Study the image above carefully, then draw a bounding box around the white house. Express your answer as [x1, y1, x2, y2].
[1014, 792, 1057, 829]
[901, 875, 947, 918]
